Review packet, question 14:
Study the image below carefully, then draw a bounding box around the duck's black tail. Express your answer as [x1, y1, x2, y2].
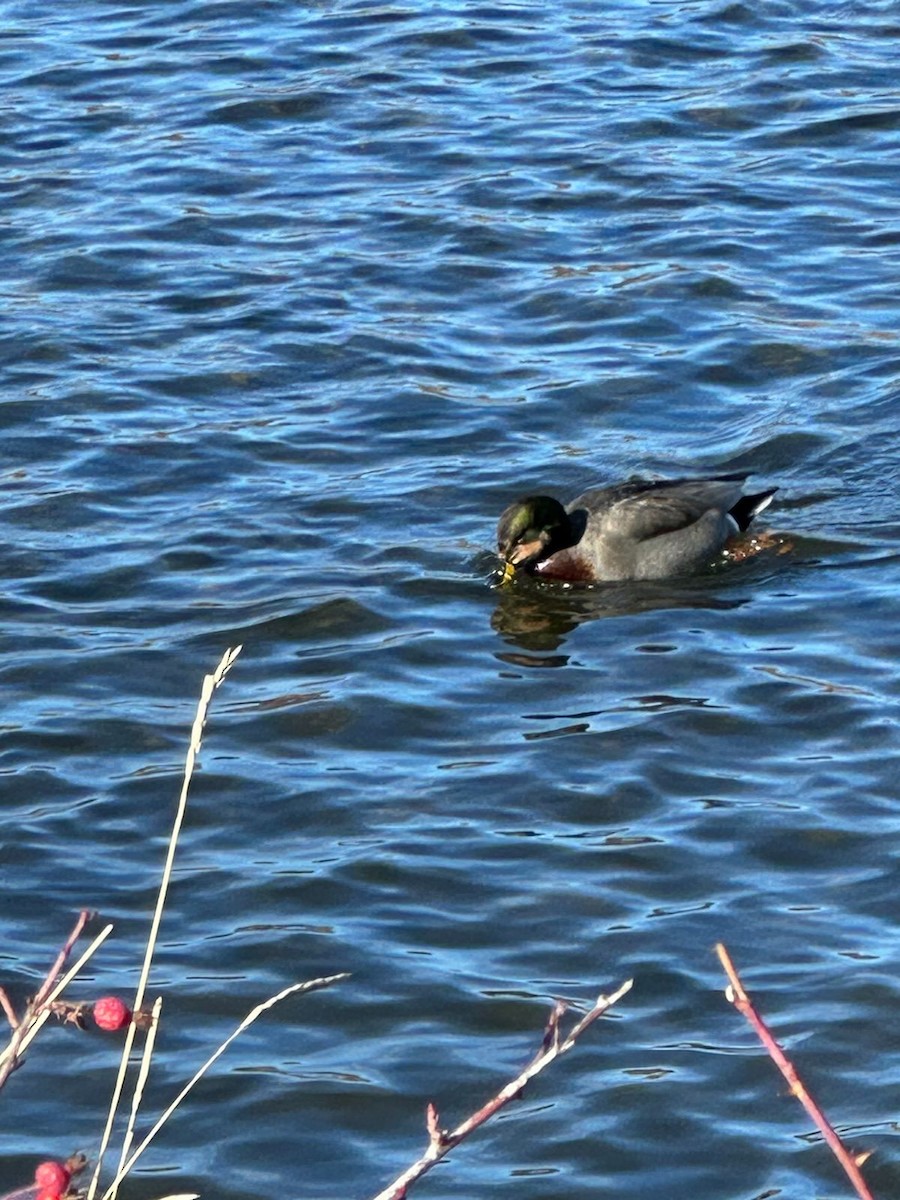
[729, 487, 778, 532]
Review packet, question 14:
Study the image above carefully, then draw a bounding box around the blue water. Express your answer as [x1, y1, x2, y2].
[1, 3, 898, 1199]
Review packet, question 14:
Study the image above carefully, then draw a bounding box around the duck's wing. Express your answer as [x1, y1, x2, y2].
[571, 476, 748, 544]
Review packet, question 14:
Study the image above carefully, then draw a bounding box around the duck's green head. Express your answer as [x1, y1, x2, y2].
[496, 495, 569, 580]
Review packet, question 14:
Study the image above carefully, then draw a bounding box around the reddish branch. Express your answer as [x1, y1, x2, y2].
[0, 910, 92, 1089]
[370, 978, 633, 1200]
[716, 943, 875, 1200]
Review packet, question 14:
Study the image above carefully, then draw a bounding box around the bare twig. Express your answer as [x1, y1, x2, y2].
[716, 943, 875, 1200]
[0, 990, 18, 1031]
[34, 910, 94, 1007]
[370, 978, 633, 1200]
[0, 914, 111, 1090]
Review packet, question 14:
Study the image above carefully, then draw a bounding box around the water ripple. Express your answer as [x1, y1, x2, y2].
[1, 2, 898, 1198]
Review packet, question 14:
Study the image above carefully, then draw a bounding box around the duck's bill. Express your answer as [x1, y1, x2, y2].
[508, 538, 544, 566]
[496, 560, 516, 586]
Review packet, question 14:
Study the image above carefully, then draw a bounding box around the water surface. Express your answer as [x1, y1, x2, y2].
[1, 3, 898, 1199]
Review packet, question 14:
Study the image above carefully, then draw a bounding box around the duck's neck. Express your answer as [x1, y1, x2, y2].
[555, 508, 586, 553]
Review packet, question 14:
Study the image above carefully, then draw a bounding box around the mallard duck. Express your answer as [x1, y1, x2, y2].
[496, 473, 777, 583]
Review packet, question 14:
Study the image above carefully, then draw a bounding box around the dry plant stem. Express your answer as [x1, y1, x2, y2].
[716, 943, 875, 1200]
[370, 978, 633, 1200]
[118, 996, 164, 1177]
[100, 973, 350, 1200]
[135, 644, 243, 1017]
[89, 646, 243, 1200]
[0, 918, 113, 1090]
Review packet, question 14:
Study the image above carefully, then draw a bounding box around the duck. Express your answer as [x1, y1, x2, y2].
[496, 472, 777, 584]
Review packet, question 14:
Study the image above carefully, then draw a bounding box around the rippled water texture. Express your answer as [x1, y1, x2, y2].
[1, 2, 898, 1198]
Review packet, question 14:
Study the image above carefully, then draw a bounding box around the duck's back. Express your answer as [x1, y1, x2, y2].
[561, 476, 750, 580]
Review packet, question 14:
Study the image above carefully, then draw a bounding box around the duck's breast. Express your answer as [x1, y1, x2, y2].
[533, 546, 598, 582]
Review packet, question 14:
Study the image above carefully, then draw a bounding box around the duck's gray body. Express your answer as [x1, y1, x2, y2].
[497, 474, 777, 583]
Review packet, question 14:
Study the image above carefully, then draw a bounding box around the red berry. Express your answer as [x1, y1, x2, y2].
[93, 995, 132, 1031]
[37, 1190, 64, 1200]
[34, 1162, 70, 1194]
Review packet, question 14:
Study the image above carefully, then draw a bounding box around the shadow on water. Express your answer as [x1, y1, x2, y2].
[490, 573, 752, 655]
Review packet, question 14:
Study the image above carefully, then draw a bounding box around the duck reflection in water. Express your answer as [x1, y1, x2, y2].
[490, 574, 753, 654]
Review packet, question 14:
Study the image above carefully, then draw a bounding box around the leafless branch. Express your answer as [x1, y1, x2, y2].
[369, 978, 633, 1200]
[716, 943, 875, 1200]
[0, 909, 94, 1089]
[0, 990, 18, 1031]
